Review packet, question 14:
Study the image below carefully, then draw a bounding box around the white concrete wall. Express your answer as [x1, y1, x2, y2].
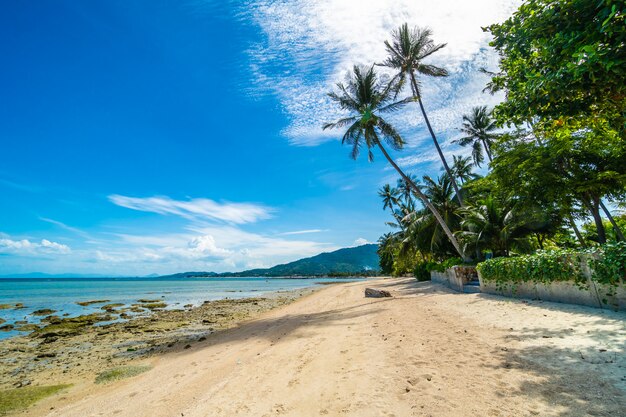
[478, 271, 626, 311]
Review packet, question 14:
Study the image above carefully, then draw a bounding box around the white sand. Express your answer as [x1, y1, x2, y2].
[28, 278, 625, 417]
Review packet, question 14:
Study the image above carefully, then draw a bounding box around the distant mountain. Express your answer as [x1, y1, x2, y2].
[161, 244, 380, 278]
[236, 244, 379, 277]
[3, 244, 380, 279]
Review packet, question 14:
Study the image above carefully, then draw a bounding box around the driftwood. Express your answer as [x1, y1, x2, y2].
[364, 288, 392, 298]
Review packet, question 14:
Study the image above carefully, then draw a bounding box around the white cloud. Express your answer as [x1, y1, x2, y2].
[0, 236, 71, 255]
[278, 229, 326, 236]
[108, 195, 273, 224]
[185, 235, 232, 258]
[353, 237, 370, 246]
[240, 0, 521, 146]
[84, 224, 337, 273]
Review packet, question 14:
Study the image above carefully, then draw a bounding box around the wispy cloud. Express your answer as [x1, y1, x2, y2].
[39, 217, 93, 239]
[240, 0, 521, 146]
[0, 178, 42, 193]
[278, 229, 327, 236]
[108, 195, 273, 224]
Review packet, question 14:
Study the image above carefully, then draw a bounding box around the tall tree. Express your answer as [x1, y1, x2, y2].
[403, 175, 461, 257]
[459, 196, 548, 257]
[381, 24, 464, 206]
[486, 0, 626, 137]
[449, 155, 479, 184]
[323, 65, 466, 259]
[454, 106, 498, 166]
[378, 184, 400, 211]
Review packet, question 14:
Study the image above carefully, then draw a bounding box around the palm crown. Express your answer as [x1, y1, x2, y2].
[381, 23, 448, 98]
[380, 23, 464, 207]
[324, 64, 467, 260]
[323, 66, 412, 161]
[455, 106, 498, 166]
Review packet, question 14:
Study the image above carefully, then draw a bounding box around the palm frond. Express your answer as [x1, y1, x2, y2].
[377, 118, 405, 150]
[378, 96, 414, 113]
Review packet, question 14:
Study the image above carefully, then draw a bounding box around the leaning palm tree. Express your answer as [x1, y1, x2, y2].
[381, 23, 464, 206]
[454, 106, 498, 166]
[403, 175, 461, 257]
[323, 65, 466, 259]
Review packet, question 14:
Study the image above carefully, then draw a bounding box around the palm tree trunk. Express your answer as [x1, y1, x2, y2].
[586, 197, 607, 244]
[567, 213, 585, 247]
[481, 139, 493, 162]
[599, 200, 625, 241]
[375, 141, 467, 260]
[409, 72, 464, 207]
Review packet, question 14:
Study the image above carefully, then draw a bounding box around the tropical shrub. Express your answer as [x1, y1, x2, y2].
[413, 262, 432, 281]
[413, 257, 464, 280]
[477, 249, 587, 288]
[478, 243, 626, 290]
[589, 242, 626, 286]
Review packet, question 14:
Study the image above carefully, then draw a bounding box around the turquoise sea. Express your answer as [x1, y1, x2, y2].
[0, 277, 358, 340]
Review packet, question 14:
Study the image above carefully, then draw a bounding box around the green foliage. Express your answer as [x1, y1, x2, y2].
[459, 195, 548, 257]
[441, 257, 464, 269]
[589, 242, 626, 286]
[0, 384, 71, 415]
[486, 0, 626, 135]
[477, 250, 587, 289]
[413, 262, 432, 281]
[478, 243, 626, 294]
[413, 257, 464, 281]
[582, 214, 626, 244]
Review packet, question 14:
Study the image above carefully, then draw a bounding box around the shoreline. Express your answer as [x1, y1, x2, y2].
[0, 286, 320, 391]
[4, 278, 625, 417]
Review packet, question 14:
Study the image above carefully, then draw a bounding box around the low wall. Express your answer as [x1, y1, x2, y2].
[431, 266, 477, 292]
[478, 272, 626, 311]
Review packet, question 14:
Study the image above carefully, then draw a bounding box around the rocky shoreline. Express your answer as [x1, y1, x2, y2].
[0, 288, 316, 390]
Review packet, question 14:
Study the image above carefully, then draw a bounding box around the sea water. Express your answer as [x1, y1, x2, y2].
[0, 277, 357, 340]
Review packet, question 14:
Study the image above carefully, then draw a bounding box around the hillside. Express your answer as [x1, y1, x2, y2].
[234, 244, 379, 276]
[163, 244, 379, 278]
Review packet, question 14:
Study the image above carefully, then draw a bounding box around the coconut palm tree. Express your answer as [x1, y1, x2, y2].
[378, 184, 400, 211]
[381, 23, 464, 206]
[454, 106, 498, 166]
[459, 196, 548, 257]
[323, 65, 466, 259]
[396, 174, 418, 206]
[403, 175, 461, 257]
[449, 155, 479, 184]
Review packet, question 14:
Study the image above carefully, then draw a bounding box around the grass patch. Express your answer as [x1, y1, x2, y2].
[0, 384, 71, 415]
[95, 365, 151, 384]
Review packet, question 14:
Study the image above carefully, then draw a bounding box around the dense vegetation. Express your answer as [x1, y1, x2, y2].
[477, 242, 626, 305]
[323, 0, 625, 277]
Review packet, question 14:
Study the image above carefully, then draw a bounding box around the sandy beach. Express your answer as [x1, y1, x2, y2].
[10, 278, 626, 416]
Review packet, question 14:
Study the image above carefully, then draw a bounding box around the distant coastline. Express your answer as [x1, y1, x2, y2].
[0, 243, 381, 280]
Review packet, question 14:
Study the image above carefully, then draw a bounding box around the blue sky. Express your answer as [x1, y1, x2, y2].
[0, 0, 519, 276]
